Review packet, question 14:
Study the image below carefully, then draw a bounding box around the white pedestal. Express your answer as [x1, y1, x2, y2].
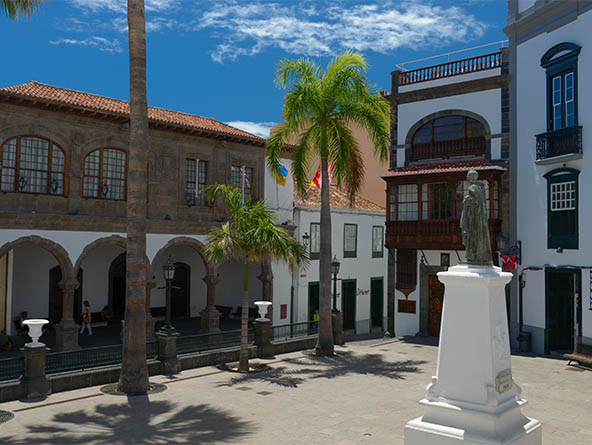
[405, 265, 541, 444]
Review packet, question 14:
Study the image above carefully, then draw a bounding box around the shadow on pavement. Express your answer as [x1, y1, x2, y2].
[219, 350, 425, 389]
[2, 397, 253, 444]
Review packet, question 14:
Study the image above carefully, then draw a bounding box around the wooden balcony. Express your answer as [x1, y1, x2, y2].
[410, 136, 486, 161]
[386, 219, 502, 251]
[399, 51, 502, 86]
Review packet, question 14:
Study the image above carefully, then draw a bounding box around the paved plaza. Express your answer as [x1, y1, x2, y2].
[0, 338, 590, 444]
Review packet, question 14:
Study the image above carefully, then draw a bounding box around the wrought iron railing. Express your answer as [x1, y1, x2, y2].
[272, 321, 318, 342]
[411, 137, 486, 161]
[535, 126, 583, 161]
[176, 328, 255, 355]
[45, 341, 158, 375]
[0, 356, 24, 382]
[399, 51, 502, 86]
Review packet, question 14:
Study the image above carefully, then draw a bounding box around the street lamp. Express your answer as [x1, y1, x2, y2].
[302, 232, 310, 250]
[331, 255, 340, 313]
[161, 256, 176, 334]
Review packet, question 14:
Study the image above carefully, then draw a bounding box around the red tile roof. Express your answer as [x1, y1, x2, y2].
[295, 185, 385, 213]
[0, 81, 265, 145]
[382, 160, 505, 177]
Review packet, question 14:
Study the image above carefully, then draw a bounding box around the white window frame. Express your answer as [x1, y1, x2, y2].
[550, 181, 576, 211]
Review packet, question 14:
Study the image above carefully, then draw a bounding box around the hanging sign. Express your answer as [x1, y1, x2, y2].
[501, 254, 519, 271]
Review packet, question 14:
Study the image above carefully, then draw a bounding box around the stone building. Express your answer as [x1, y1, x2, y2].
[383, 46, 510, 338]
[0, 81, 293, 351]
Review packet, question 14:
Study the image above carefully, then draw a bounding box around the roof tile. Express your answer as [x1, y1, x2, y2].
[382, 159, 505, 177]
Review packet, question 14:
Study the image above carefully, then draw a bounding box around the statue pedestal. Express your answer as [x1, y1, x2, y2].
[405, 265, 541, 445]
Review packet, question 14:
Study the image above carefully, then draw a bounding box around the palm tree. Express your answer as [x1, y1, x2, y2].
[204, 185, 308, 372]
[118, 0, 149, 393]
[266, 51, 391, 356]
[1, 0, 41, 19]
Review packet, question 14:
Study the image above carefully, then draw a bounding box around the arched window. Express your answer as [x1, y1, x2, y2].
[0, 136, 66, 195]
[82, 148, 127, 201]
[411, 115, 486, 161]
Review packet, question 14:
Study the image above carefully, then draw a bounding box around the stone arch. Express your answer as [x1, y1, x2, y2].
[74, 235, 127, 275]
[0, 123, 70, 151]
[404, 109, 493, 160]
[0, 235, 74, 282]
[78, 135, 129, 160]
[151, 236, 214, 277]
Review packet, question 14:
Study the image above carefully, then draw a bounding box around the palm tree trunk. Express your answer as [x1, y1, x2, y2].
[119, 0, 149, 393]
[315, 155, 334, 355]
[239, 261, 250, 371]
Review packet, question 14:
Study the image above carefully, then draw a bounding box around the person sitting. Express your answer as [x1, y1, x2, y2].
[14, 311, 28, 336]
[0, 334, 14, 352]
[101, 305, 114, 324]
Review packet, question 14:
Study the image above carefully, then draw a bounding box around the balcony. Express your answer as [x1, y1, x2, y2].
[535, 126, 583, 164]
[410, 137, 486, 162]
[386, 219, 502, 251]
[399, 52, 502, 86]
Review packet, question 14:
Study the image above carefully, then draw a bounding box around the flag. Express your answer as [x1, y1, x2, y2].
[310, 162, 333, 188]
[276, 163, 288, 186]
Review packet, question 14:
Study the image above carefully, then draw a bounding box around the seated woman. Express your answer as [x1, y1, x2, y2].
[14, 311, 29, 336]
[101, 305, 114, 324]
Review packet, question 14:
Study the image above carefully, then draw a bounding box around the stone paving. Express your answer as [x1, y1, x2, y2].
[0, 337, 590, 444]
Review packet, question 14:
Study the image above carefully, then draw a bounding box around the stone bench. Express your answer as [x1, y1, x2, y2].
[564, 342, 592, 367]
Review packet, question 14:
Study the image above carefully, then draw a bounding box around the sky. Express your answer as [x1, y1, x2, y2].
[0, 0, 508, 138]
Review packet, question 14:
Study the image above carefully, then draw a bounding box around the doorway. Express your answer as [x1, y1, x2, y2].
[371, 277, 384, 329]
[171, 263, 190, 317]
[342, 279, 356, 331]
[428, 274, 444, 337]
[546, 268, 580, 353]
[49, 266, 83, 325]
[109, 253, 126, 320]
[308, 282, 319, 321]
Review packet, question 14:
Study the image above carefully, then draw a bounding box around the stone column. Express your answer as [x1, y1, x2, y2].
[55, 279, 80, 351]
[145, 278, 157, 342]
[200, 274, 220, 333]
[255, 319, 274, 358]
[21, 345, 51, 399]
[258, 262, 274, 321]
[155, 330, 180, 375]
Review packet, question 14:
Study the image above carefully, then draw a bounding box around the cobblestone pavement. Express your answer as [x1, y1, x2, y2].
[0, 338, 590, 444]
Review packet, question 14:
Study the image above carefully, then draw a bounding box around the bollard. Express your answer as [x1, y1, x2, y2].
[255, 319, 274, 358]
[155, 331, 180, 375]
[21, 345, 51, 400]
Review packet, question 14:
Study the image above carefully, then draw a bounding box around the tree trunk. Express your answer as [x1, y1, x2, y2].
[119, 0, 149, 393]
[315, 155, 334, 355]
[239, 261, 250, 371]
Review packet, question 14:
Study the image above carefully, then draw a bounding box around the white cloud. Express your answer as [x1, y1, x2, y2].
[225, 121, 277, 138]
[49, 36, 123, 53]
[192, 1, 488, 63]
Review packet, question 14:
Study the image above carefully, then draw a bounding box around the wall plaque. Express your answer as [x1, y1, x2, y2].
[495, 368, 512, 394]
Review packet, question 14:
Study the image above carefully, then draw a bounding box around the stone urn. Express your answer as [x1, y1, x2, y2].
[22, 319, 49, 348]
[254, 301, 272, 321]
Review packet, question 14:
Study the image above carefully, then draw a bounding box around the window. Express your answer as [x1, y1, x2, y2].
[372, 226, 384, 258]
[389, 184, 418, 221]
[231, 165, 253, 203]
[309, 222, 320, 260]
[82, 148, 127, 201]
[185, 159, 208, 206]
[396, 249, 417, 295]
[422, 183, 452, 220]
[545, 168, 579, 249]
[343, 224, 357, 258]
[1, 136, 65, 195]
[541, 43, 581, 131]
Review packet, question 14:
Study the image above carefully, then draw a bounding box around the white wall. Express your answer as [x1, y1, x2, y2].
[80, 244, 124, 313]
[216, 260, 263, 310]
[515, 10, 592, 340]
[518, 0, 537, 14]
[292, 206, 387, 333]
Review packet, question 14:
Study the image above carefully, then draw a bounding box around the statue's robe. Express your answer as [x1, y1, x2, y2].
[460, 181, 492, 265]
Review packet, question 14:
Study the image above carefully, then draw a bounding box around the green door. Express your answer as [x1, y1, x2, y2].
[308, 282, 319, 321]
[371, 278, 384, 328]
[546, 270, 575, 352]
[342, 280, 356, 330]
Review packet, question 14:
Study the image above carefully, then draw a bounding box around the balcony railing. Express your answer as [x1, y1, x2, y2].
[386, 219, 502, 250]
[399, 52, 502, 86]
[411, 137, 486, 161]
[535, 126, 583, 161]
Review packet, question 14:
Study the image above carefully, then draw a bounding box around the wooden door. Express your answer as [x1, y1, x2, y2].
[428, 275, 444, 337]
[171, 263, 190, 317]
[547, 271, 574, 351]
[371, 278, 383, 328]
[342, 280, 356, 330]
[308, 282, 319, 321]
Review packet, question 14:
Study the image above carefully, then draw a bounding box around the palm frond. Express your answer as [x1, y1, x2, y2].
[1, 0, 42, 19]
[274, 57, 319, 88]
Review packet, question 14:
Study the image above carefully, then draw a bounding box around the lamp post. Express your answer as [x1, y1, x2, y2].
[331, 255, 340, 313]
[161, 256, 176, 334]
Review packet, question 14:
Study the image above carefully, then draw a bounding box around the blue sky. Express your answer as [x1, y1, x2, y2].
[0, 0, 508, 137]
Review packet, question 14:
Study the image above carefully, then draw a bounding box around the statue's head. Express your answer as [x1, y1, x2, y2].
[467, 170, 478, 183]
